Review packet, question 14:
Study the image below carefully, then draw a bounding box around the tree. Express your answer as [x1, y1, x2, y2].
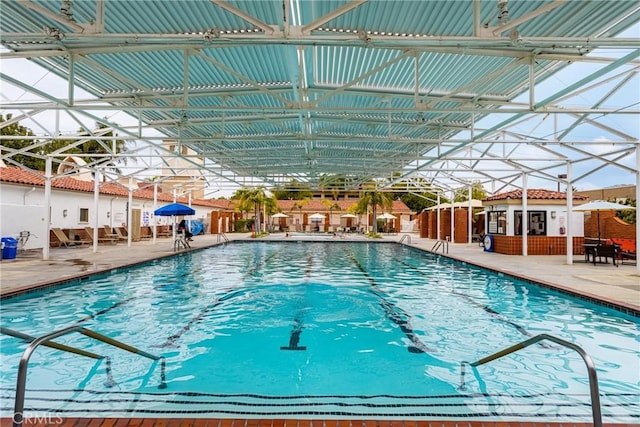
[231, 187, 276, 234]
[322, 199, 341, 226]
[1, 115, 129, 172]
[272, 179, 313, 200]
[0, 114, 42, 170]
[453, 181, 487, 202]
[354, 189, 394, 234]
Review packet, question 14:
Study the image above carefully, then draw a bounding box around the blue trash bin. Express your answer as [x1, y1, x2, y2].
[1, 237, 18, 260]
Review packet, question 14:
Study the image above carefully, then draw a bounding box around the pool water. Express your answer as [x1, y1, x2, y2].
[0, 242, 638, 421]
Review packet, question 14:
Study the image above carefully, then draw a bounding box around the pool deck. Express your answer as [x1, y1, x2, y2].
[1, 232, 638, 314]
[1, 233, 639, 427]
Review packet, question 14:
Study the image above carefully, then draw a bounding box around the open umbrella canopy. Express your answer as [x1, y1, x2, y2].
[377, 213, 397, 220]
[340, 213, 358, 218]
[309, 213, 326, 220]
[573, 200, 635, 212]
[154, 203, 195, 216]
[271, 212, 289, 218]
[573, 200, 634, 242]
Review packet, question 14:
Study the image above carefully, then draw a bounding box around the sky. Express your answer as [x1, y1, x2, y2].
[1, 26, 638, 197]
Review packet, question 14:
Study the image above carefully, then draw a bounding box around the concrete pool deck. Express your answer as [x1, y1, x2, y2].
[1, 232, 638, 314]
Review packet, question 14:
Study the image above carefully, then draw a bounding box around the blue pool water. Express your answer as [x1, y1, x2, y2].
[0, 242, 638, 421]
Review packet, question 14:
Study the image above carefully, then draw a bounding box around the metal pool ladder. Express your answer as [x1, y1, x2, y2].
[399, 234, 412, 244]
[459, 333, 602, 427]
[431, 239, 448, 253]
[217, 232, 229, 243]
[3, 325, 166, 427]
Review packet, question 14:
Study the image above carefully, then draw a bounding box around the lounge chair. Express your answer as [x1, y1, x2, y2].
[84, 227, 117, 245]
[51, 228, 89, 248]
[111, 226, 129, 242]
[104, 225, 126, 242]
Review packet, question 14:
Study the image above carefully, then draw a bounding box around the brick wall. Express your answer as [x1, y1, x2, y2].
[584, 210, 636, 240]
[454, 209, 468, 243]
[493, 235, 584, 255]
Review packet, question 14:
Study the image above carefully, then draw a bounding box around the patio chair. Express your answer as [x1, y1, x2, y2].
[51, 228, 89, 248]
[104, 225, 126, 242]
[84, 227, 118, 245]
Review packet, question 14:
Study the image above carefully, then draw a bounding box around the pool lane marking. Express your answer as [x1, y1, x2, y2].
[75, 296, 138, 324]
[158, 288, 244, 348]
[243, 249, 281, 280]
[345, 252, 435, 354]
[280, 312, 307, 351]
[391, 256, 550, 346]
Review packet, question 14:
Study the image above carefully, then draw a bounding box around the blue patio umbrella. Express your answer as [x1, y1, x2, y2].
[154, 203, 195, 217]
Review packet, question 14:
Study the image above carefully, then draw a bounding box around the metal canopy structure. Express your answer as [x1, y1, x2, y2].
[1, 0, 639, 195]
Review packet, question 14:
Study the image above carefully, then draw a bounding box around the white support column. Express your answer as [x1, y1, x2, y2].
[43, 157, 52, 260]
[467, 185, 473, 244]
[127, 177, 133, 247]
[636, 145, 639, 273]
[92, 169, 100, 253]
[152, 182, 158, 245]
[566, 162, 574, 265]
[436, 192, 441, 241]
[522, 173, 528, 257]
[450, 190, 455, 242]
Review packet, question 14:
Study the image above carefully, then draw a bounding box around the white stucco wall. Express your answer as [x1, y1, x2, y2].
[1, 182, 216, 249]
[486, 204, 584, 237]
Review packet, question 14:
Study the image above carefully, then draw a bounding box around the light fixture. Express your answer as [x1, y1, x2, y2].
[107, 212, 111, 218]
[63, 209, 68, 217]
[551, 211, 557, 219]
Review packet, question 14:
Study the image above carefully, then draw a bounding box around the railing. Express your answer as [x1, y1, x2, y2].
[174, 232, 191, 251]
[217, 232, 230, 243]
[8, 325, 166, 427]
[431, 239, 448, 254]
[459, 333, 602, 427]
[399, 234, 412, 244]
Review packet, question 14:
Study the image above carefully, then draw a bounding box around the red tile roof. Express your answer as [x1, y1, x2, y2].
[0, 166, 234, 210]
[277, 198, 412, 213]
[484, 188, 588, 201]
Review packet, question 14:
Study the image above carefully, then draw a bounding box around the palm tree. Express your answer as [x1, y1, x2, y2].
[291, 198, 310, 231]
[322, 199, 341, 228]
[232, 187, 276, 234]
[355, 190, 394, 234]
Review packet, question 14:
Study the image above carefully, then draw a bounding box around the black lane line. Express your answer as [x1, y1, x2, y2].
[392, 256, 552, 347]
[280, 312, 307, 351]
[346, 252, 434, 353]
[75, 296, 138, 324]
[158, 288, 244, 348]
[305, 255, 313, 277]
[243, 250, 281, 280]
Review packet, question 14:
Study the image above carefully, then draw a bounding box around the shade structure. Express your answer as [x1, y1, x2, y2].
[309, 213, 326, 221]
[573, 200, 635, 241]
[376, 213, 397, 220]
[340, 213, 358, 218]
[154, 203, 195, 216]
[271, 212, 289, 218]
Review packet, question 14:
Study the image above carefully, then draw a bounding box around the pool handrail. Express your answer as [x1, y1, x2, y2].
[459, 333, 602, 427]
[431, 239, 448, 254]
[12, 324, 167, 427]
[399, 234, 412, 244]
[217, 232, 229, 243]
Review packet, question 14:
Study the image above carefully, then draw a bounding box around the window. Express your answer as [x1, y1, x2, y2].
[515, 210, 547, 236]
[79, 208, 89, 223]
[488, 211, 507, 235]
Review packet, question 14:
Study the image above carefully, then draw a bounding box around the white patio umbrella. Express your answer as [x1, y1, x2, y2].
[376, 212, 397, 220]
[271, 212, 289, 218]
[340, 213, 358, 218]
[573, 200, 635, 241]
[309, 213, 326, 221]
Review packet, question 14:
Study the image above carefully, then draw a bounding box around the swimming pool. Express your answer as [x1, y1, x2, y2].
[0, 242, 638, 422]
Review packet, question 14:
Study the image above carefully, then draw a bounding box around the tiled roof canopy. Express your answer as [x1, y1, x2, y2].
[484, 189, 589, 202]
[0, 1, 637, 194]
